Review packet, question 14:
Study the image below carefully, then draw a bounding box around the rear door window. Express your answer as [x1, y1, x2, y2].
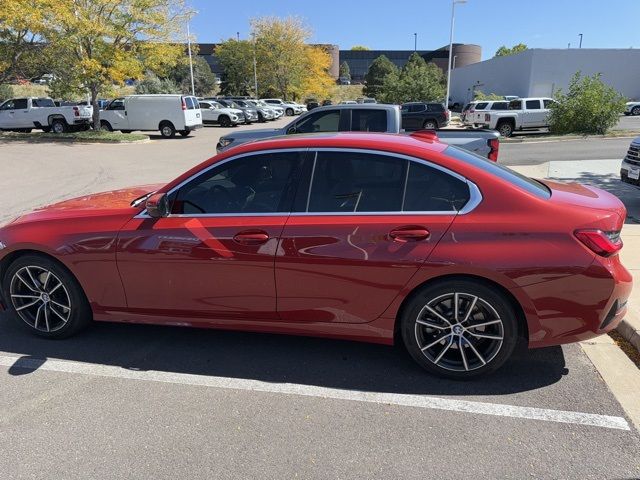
[305, 151, 406, 212]
[525, 100, 541, 109]
[509, 100, 522, 110]
[409, 104, 426, 113]
[351, 109, 387, 132]
[475, 102, 489, 110]
[403, 162, 470, 212]
[490, 102, 509, 110]
[293, 110, 340, 134]
[13, 99, 28, 109]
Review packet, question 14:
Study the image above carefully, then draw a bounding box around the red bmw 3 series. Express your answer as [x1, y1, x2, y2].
[0, 132, 632, 379]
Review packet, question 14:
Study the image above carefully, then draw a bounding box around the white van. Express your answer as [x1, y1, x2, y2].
[99, 95, 202, 138]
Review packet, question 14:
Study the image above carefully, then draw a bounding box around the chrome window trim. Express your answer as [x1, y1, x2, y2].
[134, 146, 482, 219]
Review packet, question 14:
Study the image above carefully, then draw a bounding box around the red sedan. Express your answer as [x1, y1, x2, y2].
[0, 132, 632, 379]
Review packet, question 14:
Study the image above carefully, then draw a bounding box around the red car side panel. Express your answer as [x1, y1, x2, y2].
[275, 214, 455, 323]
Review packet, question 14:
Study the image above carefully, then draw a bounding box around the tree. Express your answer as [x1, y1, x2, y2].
[339, 61, 351, 81]
[252, 16, 311, 99]
[135, 73, 180, 94]
[167, 56, 218, 96]
[297, 46, 334, 100]
[379, 53, 445, 104]
[43, 0, 188, 129]
[350, 46, 370, 51]
[0, 0, 58, 84]
[495, 43, 528, 57]
[363, 55, 397, 99]
[548, 72, 625, 135]
[216, 39, 256, 96]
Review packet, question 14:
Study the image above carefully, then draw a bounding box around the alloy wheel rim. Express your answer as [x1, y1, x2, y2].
[414, 292, 504, 372]
[162, 126, 172, 136]
[499, 125, 511, 136]
[53, 123, 63, 133]
[10, 266, 72, 333]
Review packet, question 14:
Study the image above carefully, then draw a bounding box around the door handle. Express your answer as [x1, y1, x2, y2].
[389, 226, 430, 242]
[233, 230, 270, 245]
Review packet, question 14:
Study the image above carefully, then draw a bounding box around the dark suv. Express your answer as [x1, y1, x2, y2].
[401, 102, 449, 130]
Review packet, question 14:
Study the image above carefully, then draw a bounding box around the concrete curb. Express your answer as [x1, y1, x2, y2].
[618, 309, 640, 353]
[503, 133, 640, 144]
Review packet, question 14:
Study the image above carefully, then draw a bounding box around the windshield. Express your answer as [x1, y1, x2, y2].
[211, 101, 223, 109]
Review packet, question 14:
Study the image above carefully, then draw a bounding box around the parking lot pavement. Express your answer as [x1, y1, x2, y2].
[1, 125, 640, 478]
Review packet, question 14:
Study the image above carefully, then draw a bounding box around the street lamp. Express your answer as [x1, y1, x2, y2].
[579, 33, 583, 48]
[445, 0, 467, 109]
[414, 33, 417, 52]
[186, 10, 198, 96]
[252, 32, 258, 97]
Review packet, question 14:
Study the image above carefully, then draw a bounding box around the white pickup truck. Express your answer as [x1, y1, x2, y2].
[0, 97, 93, 133]
[476, 97, 555, 137]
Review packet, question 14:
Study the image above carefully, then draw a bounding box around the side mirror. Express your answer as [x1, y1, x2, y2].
[286, 125, 297, 134]
[145, 192, 169, 218]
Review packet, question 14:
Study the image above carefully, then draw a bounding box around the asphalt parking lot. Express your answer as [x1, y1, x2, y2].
[0, 121, 639, 479]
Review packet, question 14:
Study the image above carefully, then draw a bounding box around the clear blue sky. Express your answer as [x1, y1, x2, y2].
[189, 0, 640, 59]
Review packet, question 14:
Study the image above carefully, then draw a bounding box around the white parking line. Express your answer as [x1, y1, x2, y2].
[0, 354, 630, 431]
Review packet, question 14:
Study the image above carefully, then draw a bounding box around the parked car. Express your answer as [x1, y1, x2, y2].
[217, 104, 500, 160]
[476, 97, 555, 137]
[241, 100, 275, 122]
[401, 102, 450, 130]
[77, 99, 110, 110]
[620, 136, 640, 187]
[340, 100, 358, 105]
[216, 99, 258, 124]
[306, 99, 320, 111]
[0, 97, 92, 133]
[357, 97, 377, 104]
[465, 100, 510, 128]
[252, 100, 285, 119]
[99, 95, 202, 138]
[198, 100, 243, 127]
[322, 100, 333, 106]
[460, 102, 479, 126]
[261, 99, 302, 116]
[339, 76, 351, 85]
[0, 132, 630, 379]
[624, 101, 640, 116]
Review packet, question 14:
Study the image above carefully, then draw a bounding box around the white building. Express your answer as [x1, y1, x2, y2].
[450, 48, 640, 106]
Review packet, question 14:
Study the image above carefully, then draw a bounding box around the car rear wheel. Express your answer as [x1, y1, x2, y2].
[422, 119, 437, 130]
[51, 119, 67, 134]
[286, 108, 294, 116]
[400, 280, 519, 379]
[3, 255, 91, 338]
[159, 121, 175, 138]
[632, 106, 640, 116]
[497, 121, 514, 137]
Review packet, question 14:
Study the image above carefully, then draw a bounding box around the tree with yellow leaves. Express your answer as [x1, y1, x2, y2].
[296, 46, 334, 100]
[44, 0, 190, 129]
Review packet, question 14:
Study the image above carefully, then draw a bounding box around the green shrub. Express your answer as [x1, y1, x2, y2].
[473, 90, 504, 101]
[549, 72, 625, 135]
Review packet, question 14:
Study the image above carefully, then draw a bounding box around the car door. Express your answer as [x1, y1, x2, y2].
[199, 101, 216, 123]
[0, 98, 29, 128]
[102, 98, 128, 129]
[116, 150, 307, 321]
[0, 99, 17, 128]
[275, 149, 465, 324]
[523, 99, 544, 127]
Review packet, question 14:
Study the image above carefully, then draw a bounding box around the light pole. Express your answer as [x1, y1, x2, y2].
[445, 0, 466, 108]
[414, 33, 417, 52]
[579, 33, 583, 48]
[252, 32, 258, 97]
[186, 11, 197, 96]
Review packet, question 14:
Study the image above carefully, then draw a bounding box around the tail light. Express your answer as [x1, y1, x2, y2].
[469, 109, 475, 114]
[445, 109, 450, 120]
[485, 113, 490, 122]
[574, 229, 623, 257]
[488, 138, 499, 162]
[73, 106, 79, 117]
[181, 97, 187, 110]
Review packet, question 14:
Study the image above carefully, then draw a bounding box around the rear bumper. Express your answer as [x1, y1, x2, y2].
[620, 160, 640, 187]
[185, 123, 203, 132]
[522, 255, 633, 348]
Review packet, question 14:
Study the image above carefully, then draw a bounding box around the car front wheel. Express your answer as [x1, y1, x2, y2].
[632, 106, 640, 116]
[3, 254, 91, 338]
[400, 280, 519, 379]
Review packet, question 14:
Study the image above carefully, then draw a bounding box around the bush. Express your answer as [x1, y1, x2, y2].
[135, 74, 180, 94]
[549, 72, 625, 135]
[473, 90, 504, 101]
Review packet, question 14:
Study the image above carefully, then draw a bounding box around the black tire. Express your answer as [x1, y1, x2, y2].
[100, 120, 113, 132]
[286, 108, 294, 116]
[422, 119, 438, 130]
[159, 121, 175, 138]
[258, 112, 265, 123]
[2, 254, 92, 339]
[51, 119, 67, 134]
[218, 115, 231, 127]
[121, 130, 132, 134]
[496, 120, 514, 137]
[632, 106, 640, 116]
[179, 130, 191, 137]
[400, 279, 519, 379]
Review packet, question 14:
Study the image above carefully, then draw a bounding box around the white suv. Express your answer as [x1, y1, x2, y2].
[261, 98, 304, 116]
